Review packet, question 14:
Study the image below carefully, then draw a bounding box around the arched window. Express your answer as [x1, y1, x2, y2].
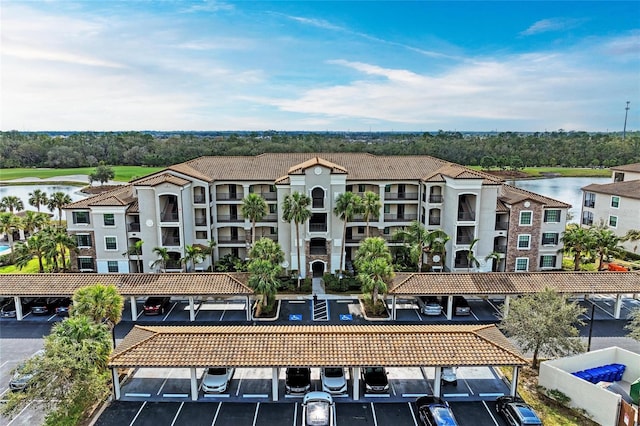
[312, 188, 325, 209]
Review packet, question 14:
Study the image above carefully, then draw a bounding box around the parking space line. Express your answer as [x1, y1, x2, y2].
[390, 380, 396, 396]
[129, 401, 147, 426]
[252, 402, 260, 426]
[292, 402, 298, 426]
[204, 393, 229, 398]
[163, 303, 177, 321]
[157, 368, 174, 395]
[163, 393, 188, 398]
[336, 300, 353, 303]
[289, 300, 306, 304]
[125, 393, 152, 397]
[479, 392, 504, 397]
[243, 394, 269, 398]
[371, 402, 378, 426]
[235, 369, 245, 396]
[408, 401, 419, 426]
[218, 310, 226, 321]
[6, 401, 32, 426]
[364, 393, 390, 398]
[210, 401, 222, 426]
[402, 393, 429, 398]
[471, 310, 479, 321]
[486, 299, 502, 316]
[482, 400, 501, 426]
[170, 401, 184, 426]
[443, 393, 469, 397]
[47, 314, 57, 321]
[459, 369, 474, 395]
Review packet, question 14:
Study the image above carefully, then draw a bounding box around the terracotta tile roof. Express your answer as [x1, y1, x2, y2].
[64, 185, 136, 209]
[423, 164, 502, 185]
[286, 156, 348, 175]
[582, 180, 640, 200]
[495, 199, 509, 212]
[389, 272, 640, 295]
[0, 273, 253, 297]
[499, 184, 570, 208]
[611, 163, 640, 173]
[109, 324, 527, 368]
[126, 200, 139, 213]
[132, 173, 191, 187]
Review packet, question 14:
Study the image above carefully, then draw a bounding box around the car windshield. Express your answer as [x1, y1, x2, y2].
[207, 368, 227, 375]
[431, 406, 457, 426]
[324, 368, 343, 378]
[367, 367, 385, 374]
[305, 401, 330, 426]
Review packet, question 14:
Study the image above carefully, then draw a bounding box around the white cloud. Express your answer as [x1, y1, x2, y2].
[521, 18, 583, 36]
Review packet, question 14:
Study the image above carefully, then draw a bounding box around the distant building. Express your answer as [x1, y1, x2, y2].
[63, 153, 569, 274]
[581, 163, 640, 253]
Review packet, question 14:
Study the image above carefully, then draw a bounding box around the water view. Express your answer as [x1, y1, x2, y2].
[0, 184, 88, 219]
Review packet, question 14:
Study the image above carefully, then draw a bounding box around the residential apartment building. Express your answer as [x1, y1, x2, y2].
[581, 162, 640, 253]
[63, 153, 569, 275]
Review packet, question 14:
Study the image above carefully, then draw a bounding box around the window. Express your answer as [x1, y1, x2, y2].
[103, 213, 115, 226]
[609, 215, 618, 228]
[383, 227, 390, 235]
[76, 234, 92, 247]
[384, 204, 390, 214]
[77, 257, 94, 271]
[611, 196, 620, 208]
[515, 258, 529, 272]
[107, 261, 119, 273]
[519, 211, 532, 226]
[584, 192, 596, 208]
[384, 185, 391, 193]
[582, 211, 594, 226]
[358, 184, 366, 193]
[269, 204, 277, 214]
[358, 226, 365, 234]
[541, 232, 559, 245]
[270, 227, 277, 235]
[517, 235, 531, 249]
[72, 211, 90, 224]
[311, 187, 324, 209]
[543, 210, 560, 223]
[195, 231, 207, 239]
[539, 255, 556, 268]
[614, 172, 624, 182]
[105, 236, 117, 250]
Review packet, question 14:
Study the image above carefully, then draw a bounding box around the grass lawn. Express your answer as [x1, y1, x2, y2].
[468, 166, 611, 178]
[0, 257, 44, 273]
[0, 166, 164, 183]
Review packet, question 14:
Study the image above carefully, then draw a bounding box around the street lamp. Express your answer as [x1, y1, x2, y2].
[587, 300, 596, 352]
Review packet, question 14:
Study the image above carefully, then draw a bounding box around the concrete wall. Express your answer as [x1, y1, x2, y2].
[539, 347, 640, 426]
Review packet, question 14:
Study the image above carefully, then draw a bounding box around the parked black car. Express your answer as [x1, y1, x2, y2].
[55, 298, 73, 317]
[285, 367, 311, 394]
[496, 396, 543, 425]
[1, 298, 33, 318]
[143, 297, 171, 315]
[361, 367, 389, 393]
[416, 396, 459, 426]
[452, 296, 471, 316]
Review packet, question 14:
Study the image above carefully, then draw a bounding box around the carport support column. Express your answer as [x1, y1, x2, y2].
[246, 296, 252, 321]
[272, 367, 279, 401]
[352, 367, 360, 401]
[433, 366, 442, 397]
[614, 294, 623, 319]
[190, 368, 198, 401]
[112, 368, 121, 400]
[391, 295, 397, 320]
[130, 296, 138, 321]
[188, 297, 196, 322]
[503, 295, 511, 319]
[14, 296, 23, 321]
[510, 366, 519, 396]
[446, 296, 453, 320]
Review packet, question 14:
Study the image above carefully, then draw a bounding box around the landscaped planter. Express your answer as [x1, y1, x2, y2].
[251, 300, 281, 322]
[358, 297, 391, 321]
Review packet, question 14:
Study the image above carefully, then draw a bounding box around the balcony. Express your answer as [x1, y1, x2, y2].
[161, 237, 181, 246]
[217, 192, 244, 201]
[217, 215, 244, 223]
[161, 212, 179, 222]
[493, 244, 507, 253]
[309, 223, 327, 232]
[193, 195, 206, 204]
[429, 195, 443, 203]
[385, 192, 418, 200]
[384, 214, 418, 222]
[261, 214, 278, 222]
[218, 237, 245, 244]
[583, 200, 595, 208]
[310, 246, 327, 255]
[195, 219, 207, 226]
[457, 212, 475, 221]
[259, 192, 277, 201]
[582, 218, 594, 226]
[456, 235, 473, 244]
[495, 221, 508, 230]
[428, 216, 441, 226]
[346, 235, 366, 243]
[128, 223, 140, 232]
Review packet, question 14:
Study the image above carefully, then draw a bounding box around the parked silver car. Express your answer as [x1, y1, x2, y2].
[302, 391, 336, 426]
[201, 367, 235, 393]
[321, 367, 347, 395]
[9, 350, 45, 391]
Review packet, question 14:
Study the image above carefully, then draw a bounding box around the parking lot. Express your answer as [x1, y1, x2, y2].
[94, 399, 510, 426]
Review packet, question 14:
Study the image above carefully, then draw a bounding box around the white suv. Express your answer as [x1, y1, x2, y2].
[202, 367, 235, 393]
[321, 367, 347, 395]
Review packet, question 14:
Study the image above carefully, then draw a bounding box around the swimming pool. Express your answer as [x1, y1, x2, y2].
[0, 245, 10, 253]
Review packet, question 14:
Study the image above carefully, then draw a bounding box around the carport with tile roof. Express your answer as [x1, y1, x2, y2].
[108, 324, 528, 402]
[0, 273, 254, 321]
[388, 271, 640, 320]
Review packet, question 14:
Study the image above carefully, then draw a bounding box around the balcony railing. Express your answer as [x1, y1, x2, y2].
[160, 212, 179, 222]
[261, 214, 278, 222]
[457, 212, 475, 221]
[582, 218, 594, 226]
[218, 237, 245, 244]
[310, 247, 327, 255]
[429, 195, 443, 203]
[216, 192, 243, 201]
[456, 235, 473, 244]
[429, 217, 441, 226]
[161, 237, 181, 246]
[385, 192, 419, 200]
[495, 221, 508, 230]
[346, 235, 366, 243]
[309, 223, 327, 232]
[217, 215, 244, 223]
[259, 192, 277, 201]
[384, 214, 418, 222]
[195, 219, 207, 226]
[128, 223, 140, 232]
[193, 195, 206, 204]
[583, 200, 595, 208]
[493, 244, 507, 253]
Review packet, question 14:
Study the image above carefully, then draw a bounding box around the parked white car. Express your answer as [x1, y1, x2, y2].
[302, 391, 336, 426]
[202, 367, 235, 393]
[321, 367, 347, 395]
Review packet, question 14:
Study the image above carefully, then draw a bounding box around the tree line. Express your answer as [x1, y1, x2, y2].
[1, 130, 639, 169]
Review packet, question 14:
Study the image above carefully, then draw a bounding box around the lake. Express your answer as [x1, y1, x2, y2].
[0, 184, 88, 219]
[509, 176, 610, 223]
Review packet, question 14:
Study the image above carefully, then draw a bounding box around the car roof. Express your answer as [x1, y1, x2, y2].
[430, 406, 458, 426]
[513, 403, 542, 424]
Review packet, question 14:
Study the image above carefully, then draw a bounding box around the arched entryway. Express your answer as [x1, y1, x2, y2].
[311, 261, 325, 278]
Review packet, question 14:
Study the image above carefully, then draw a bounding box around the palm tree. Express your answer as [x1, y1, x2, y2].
[203, 238, 217, 271]
[47, 192, 72, 227]
[249, 237, 285, 265]
[354, 237, 392, 268]
[394, 221, 448, 272]
[53, 229, 77, 272]
[333, 192, 363, 275]
[28, 190, 49, 212]
[0, 212, 21, 262]
[354, 238, 394, 306]
[21, 211, 49, 237]
[123, 239, 144, 273]
[0, 195, 24, 214]
[71, 283, 124, 329]
[182, 244, 204, 272]
[152, 246, 170, 271]
[14, 234, 48, 272]
[248, 258, 281, 310]
[592, 227, 624, 270]
[52, 315, 112, 367]
[241, 193, 267, 246]
[624, 229, 640, 253]
[466, 238, 480, 272]
[282, 191, 311, 284]
[361, 191, 381, 238]
[561, 224, 596, 271]
[484, 251, 502, 272]
[39, 226, 61, 272]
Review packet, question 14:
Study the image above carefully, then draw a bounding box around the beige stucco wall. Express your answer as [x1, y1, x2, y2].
[539, 347, 640, 426]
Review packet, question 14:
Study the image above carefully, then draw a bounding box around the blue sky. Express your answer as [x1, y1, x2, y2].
[2, 1, 638, 132]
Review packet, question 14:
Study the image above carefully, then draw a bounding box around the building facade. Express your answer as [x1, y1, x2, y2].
[581, 162, 640, 253]
[63, 153, 569, 275]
